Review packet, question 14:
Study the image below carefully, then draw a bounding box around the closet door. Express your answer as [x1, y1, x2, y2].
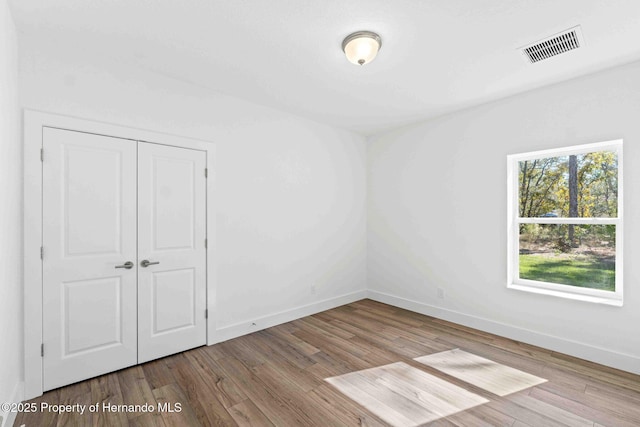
[137, 143, 207, 363]
[42, 128, 138, 391]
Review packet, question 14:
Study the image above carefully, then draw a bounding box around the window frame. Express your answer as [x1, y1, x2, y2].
[507, 140, 623, 306]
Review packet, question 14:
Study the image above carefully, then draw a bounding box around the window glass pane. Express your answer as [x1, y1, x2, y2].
[518, 151, 618, 218]
[519, 224, 615, 291]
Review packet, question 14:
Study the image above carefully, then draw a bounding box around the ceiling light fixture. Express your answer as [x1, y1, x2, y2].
[342, 31, 382, 65]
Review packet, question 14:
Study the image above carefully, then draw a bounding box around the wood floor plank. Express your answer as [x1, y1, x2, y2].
[319, 307, 414, 342]
[305, 384, 390, 427]
[444, 404, 516, 427]
[55, 378, 93, 427]
[265, 358, 320, 393]
[434, 332, 547, 376]
[140, 358, 176, 391]
[508, 392, 594, 427]
[90, 372, 129, 426]
[425, 419, 461, 427]
[214, 356, 315, 426]
[186, 349, 248, 409]
[14, 299, 640, 427]
[327, 362, 488, 427]
[486, 395, 571, 427]
[166, 352, 239, 426]
[349, 298, 399, 313]
[293, 328, 375, 371]
[292, 317, 371, 357]
[128, 411, 167, 427]
[438, 411, 503, 427]
[219, 337, 271, 368]
[152, 384, 203, 427]
[549, 350, 640, 385]
[197, 342, 228, 361]
[302, 314, 357, 340]
[228, 399, 276, 427]
[14, 390, 60, 427]
[324, 316, 419, 361]
[252, 361, 351, 426]
[354, 306, 426, 329]
[303, 317, 400, 366]
[117, 366, 159, 422]
[268, 320, 299, 334]
[429, 319, 543, 358]
[265, 324, 321, 356]
[308, 350, 356, 377]
[415, 349, 547, 396]
[254, 329, 317, 369]
[529, 386, 639, 427]
[304, 356, 343, 380]
[584, 382, 640, 407]
[539, 366, 640, 423]
[393, 335, 448, 356]
[326, 372, 419, 427]
[376, 362, 489, 409]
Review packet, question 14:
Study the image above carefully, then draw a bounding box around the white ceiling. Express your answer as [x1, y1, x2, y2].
[9, 0, 640, 135]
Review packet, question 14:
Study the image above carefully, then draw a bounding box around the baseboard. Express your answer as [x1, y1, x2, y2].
[210, 290, 368, 344]
[1, 381, 24, 427]
[367, 290, 640, 375]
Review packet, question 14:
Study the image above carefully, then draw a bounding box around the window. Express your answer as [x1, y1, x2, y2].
[507, 140, 623, 306]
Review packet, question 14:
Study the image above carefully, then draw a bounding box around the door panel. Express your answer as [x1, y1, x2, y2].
[137, 143, 207, 363]
[152, 268, 196, 334]
[43, 127, 137, 391]
[64, 145, 123, 256]
[152, 157, 196, 250]
[64, 277, 123, 354]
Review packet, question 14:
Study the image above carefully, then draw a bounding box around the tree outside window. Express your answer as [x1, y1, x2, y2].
[507, 141, 623, 305]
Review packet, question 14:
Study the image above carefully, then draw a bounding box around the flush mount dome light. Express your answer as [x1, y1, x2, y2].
[342, 31, 382, 65]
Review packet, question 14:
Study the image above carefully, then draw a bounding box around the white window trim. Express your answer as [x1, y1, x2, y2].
[507, 139, 623, 306]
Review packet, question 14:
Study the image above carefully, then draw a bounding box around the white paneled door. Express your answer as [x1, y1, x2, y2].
[42, 128, 207, 391]
[42, 128, 138, 390]
[137, 143, 207, 363]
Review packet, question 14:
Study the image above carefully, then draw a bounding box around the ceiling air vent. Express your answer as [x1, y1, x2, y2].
[520, 26, 584, 64]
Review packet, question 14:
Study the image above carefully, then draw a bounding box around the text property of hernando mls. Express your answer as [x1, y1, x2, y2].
[2, 401, 182, 415]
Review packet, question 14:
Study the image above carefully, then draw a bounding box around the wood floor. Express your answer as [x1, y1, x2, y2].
[15, 299, 640, 426]
[326, 361, 490, 425]
[413, 349, 548, 397]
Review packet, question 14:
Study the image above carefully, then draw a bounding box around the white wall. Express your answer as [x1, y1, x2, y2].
[0, 0, 22, 421]
[368, 63, 640, 373]
[19, 40, 367, 341]
[368, 60, 640, 374]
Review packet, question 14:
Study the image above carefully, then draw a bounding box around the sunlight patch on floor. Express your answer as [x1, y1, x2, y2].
[325, 362, 488, 427]
[414, 348, 547, 396]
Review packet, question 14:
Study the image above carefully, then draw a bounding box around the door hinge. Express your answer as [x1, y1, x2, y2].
[205, 309, 208, 319]
[40, 148, 44, 162]
[40, 246, 44, 260]
[204, 238, 207, 249]
[41, 343, 44, 357]
[204, 168, 208, 178]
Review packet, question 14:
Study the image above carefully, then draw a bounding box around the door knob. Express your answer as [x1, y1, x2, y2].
[115, 261, 134, 269]
[140, 259, 160, 268]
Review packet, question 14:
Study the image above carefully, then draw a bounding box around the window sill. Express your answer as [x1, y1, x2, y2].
[508, 283, 623, 307]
